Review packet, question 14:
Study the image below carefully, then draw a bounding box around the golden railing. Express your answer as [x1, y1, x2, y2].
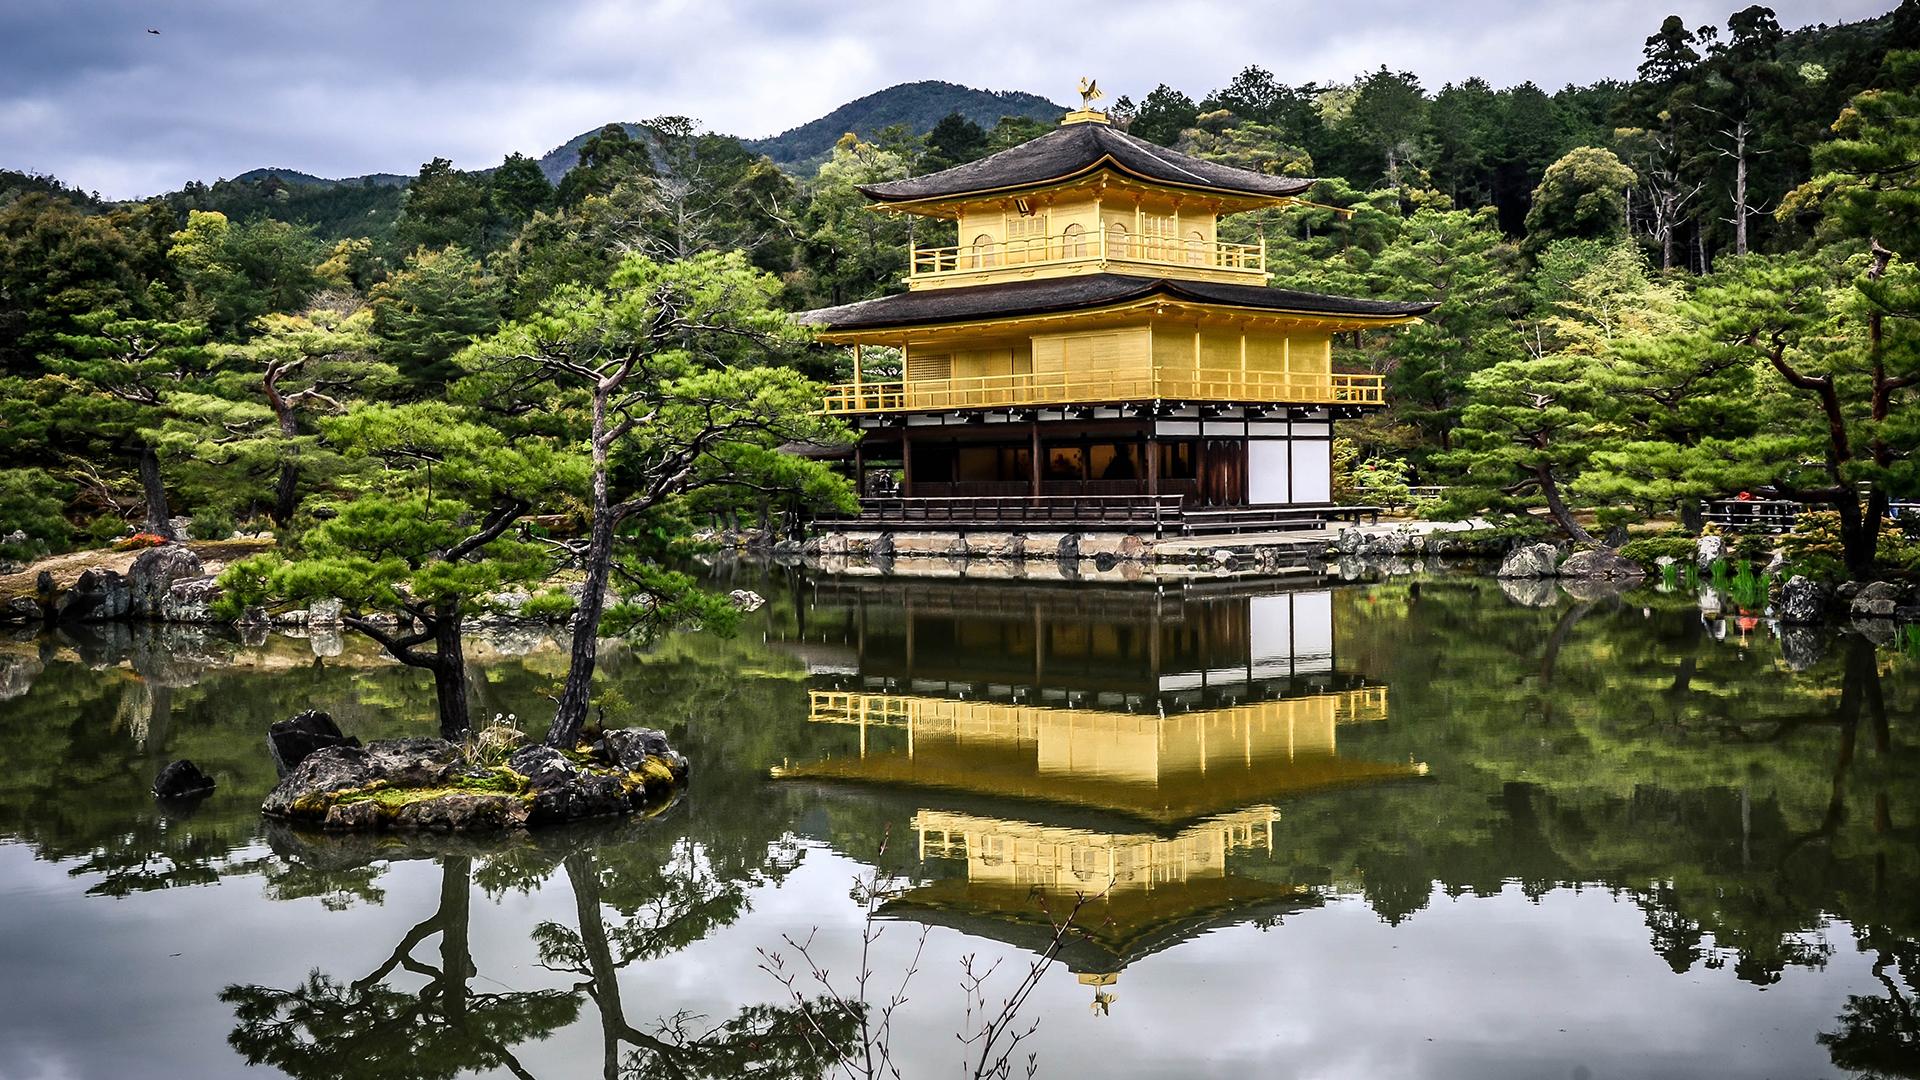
[910, 229, 1265, 280]
[817, 368, 1386, 414]
[807, 687, 1390, 730]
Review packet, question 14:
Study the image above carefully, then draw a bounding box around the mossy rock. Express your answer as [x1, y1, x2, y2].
[261, 731, 688, 833]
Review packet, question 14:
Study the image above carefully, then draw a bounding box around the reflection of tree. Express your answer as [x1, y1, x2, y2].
[222, 857, 578, 1080]
[1822, 932, 1920, 1078]
[535, 849, 852, 1080]
[1329, 582, 1920, 991]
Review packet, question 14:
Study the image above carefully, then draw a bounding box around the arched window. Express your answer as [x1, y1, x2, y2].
[969, 233, 997, 269]
[1107, 222, 1130, 259]
[1061, 222, 1088, 258]
[1187, 228, 1208, 265]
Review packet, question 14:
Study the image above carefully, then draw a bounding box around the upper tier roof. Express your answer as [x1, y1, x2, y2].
[857, 121, 1315, 204]
[797, 273, 1437, 332]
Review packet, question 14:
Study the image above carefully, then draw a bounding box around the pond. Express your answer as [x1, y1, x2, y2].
[1, 564, 1916, 1079]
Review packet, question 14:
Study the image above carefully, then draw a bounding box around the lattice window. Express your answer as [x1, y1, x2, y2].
[907, 351, 952, 381]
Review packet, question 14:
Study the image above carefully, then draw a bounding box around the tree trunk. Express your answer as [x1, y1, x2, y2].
[1535, 464, 1594, 544]
[271, 460, 300, 526]
[1732, 122, 1749, 257]
[550, 392, 616, 750]
[437, 856, 474, 1029]
[1837, 490, 1884, 578]
[567, 853, 627, 1080]
[139, 443, 174, 538]
[432, 610, 472, 741]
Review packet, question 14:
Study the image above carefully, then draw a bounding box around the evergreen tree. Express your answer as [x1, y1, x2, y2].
[1128, 84, 1200, 146]
[368, 246, 504, 385]
[218, 402, 578, 738]
[37, 311, 214, 537]
[456, 251, 851, 750]
[1523, 147, 1637, 255]
[923, 112, 989, 169]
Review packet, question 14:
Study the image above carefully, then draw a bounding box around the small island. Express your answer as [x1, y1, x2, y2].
[260, 712, 687, 832]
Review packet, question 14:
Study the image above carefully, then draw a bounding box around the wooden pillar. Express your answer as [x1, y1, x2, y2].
[1145, 425, 1159, 498]
[1029, 419, 1042, 500]
[901, 428, 913, 499]
[853, 437, 865, 500]
[1197, 432, 1211, 507]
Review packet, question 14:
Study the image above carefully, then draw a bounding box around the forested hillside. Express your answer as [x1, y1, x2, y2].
[740, 80, 1066, 168]
[2, 2, 1918, 579]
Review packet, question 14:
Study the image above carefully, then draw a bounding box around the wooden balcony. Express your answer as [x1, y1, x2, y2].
[910, 229, 1266, 286]
[818, 368, 1386, 415]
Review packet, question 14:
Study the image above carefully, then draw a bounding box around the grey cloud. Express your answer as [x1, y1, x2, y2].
[0, 0, 1895, 199]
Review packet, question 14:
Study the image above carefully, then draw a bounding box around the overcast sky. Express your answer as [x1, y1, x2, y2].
[1, 0, 1897, 199]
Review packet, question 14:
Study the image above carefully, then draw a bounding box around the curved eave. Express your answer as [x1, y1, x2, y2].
[859, 158, 1306, 217]
[804, 293, 1436, 343]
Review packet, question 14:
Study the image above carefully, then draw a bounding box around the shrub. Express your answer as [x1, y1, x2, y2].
[188, 506, 237, 541]
[1878, 528, 1920, 572]
[82, 515, 129, 545]
[0, 469, 73, 559]
[1619, 536, 1696, 565]
[1782, 510, 1846, 565]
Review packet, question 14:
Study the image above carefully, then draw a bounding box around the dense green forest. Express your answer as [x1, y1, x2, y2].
[1, 1, 1918, 583]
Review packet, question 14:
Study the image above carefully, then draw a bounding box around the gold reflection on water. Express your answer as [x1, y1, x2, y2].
[783, 688, 1418, 823]
[914, 805, 1280, 895]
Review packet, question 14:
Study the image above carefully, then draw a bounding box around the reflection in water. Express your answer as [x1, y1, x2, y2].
[1, 570, 1918, 1077]
[775, 578, 1424, 1008]
[223, 856, 579, 1080]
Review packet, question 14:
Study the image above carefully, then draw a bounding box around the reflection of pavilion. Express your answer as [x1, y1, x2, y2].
[775, 577, 1423, 1005]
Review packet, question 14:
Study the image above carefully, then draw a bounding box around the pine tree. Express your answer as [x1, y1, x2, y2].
[217, 402, 579, 738]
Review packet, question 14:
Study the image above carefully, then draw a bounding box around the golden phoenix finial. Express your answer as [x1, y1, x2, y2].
[1077, 77, 1103, 109]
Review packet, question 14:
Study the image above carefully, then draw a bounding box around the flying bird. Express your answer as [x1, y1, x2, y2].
[147, 28, 161, 34]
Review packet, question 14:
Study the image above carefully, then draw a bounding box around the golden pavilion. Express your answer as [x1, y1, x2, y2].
[798, 89, 1435, 519]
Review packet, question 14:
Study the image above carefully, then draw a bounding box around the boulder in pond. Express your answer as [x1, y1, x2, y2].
[1496, 543, 1560, 580]
[1851, 581, 1903, 619]
[728, 589, 766, 612]
[268, 709, 361, 776]
[153, 759, 216, 800]
[1775, 576, 1828, 626]
[594, 727, 674, 770]
[128, 544, 204, 617]
[0, 595, 39, 625]
[1558, 548, 1645, 581]
[159, 575, 223, 623]
[507, 744, 581, 791]
[54, 568, 130, 622]
[1695, 534, 1726, 572]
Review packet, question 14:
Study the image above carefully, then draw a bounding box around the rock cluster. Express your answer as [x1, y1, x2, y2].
[261, 723, 687, 833]
[1494, 543, 1647, 583]
[1495, 543, 1561, 579]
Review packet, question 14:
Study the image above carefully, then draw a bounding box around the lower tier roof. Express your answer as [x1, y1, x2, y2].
[797, 273, 1437, 334]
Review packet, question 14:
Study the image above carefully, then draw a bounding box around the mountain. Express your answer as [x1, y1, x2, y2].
[160, 81, 1065, 197]
[739, 80, 1067, 169]
[528, 81, 1068, 182]
[230, 167, 410, 189]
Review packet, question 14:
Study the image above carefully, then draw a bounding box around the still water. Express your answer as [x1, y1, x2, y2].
[1, 565, 1915, 1079]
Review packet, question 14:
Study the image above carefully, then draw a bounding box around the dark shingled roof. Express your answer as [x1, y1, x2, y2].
[858, 122, 1314, 203]
[798, 274, 1437, 332]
